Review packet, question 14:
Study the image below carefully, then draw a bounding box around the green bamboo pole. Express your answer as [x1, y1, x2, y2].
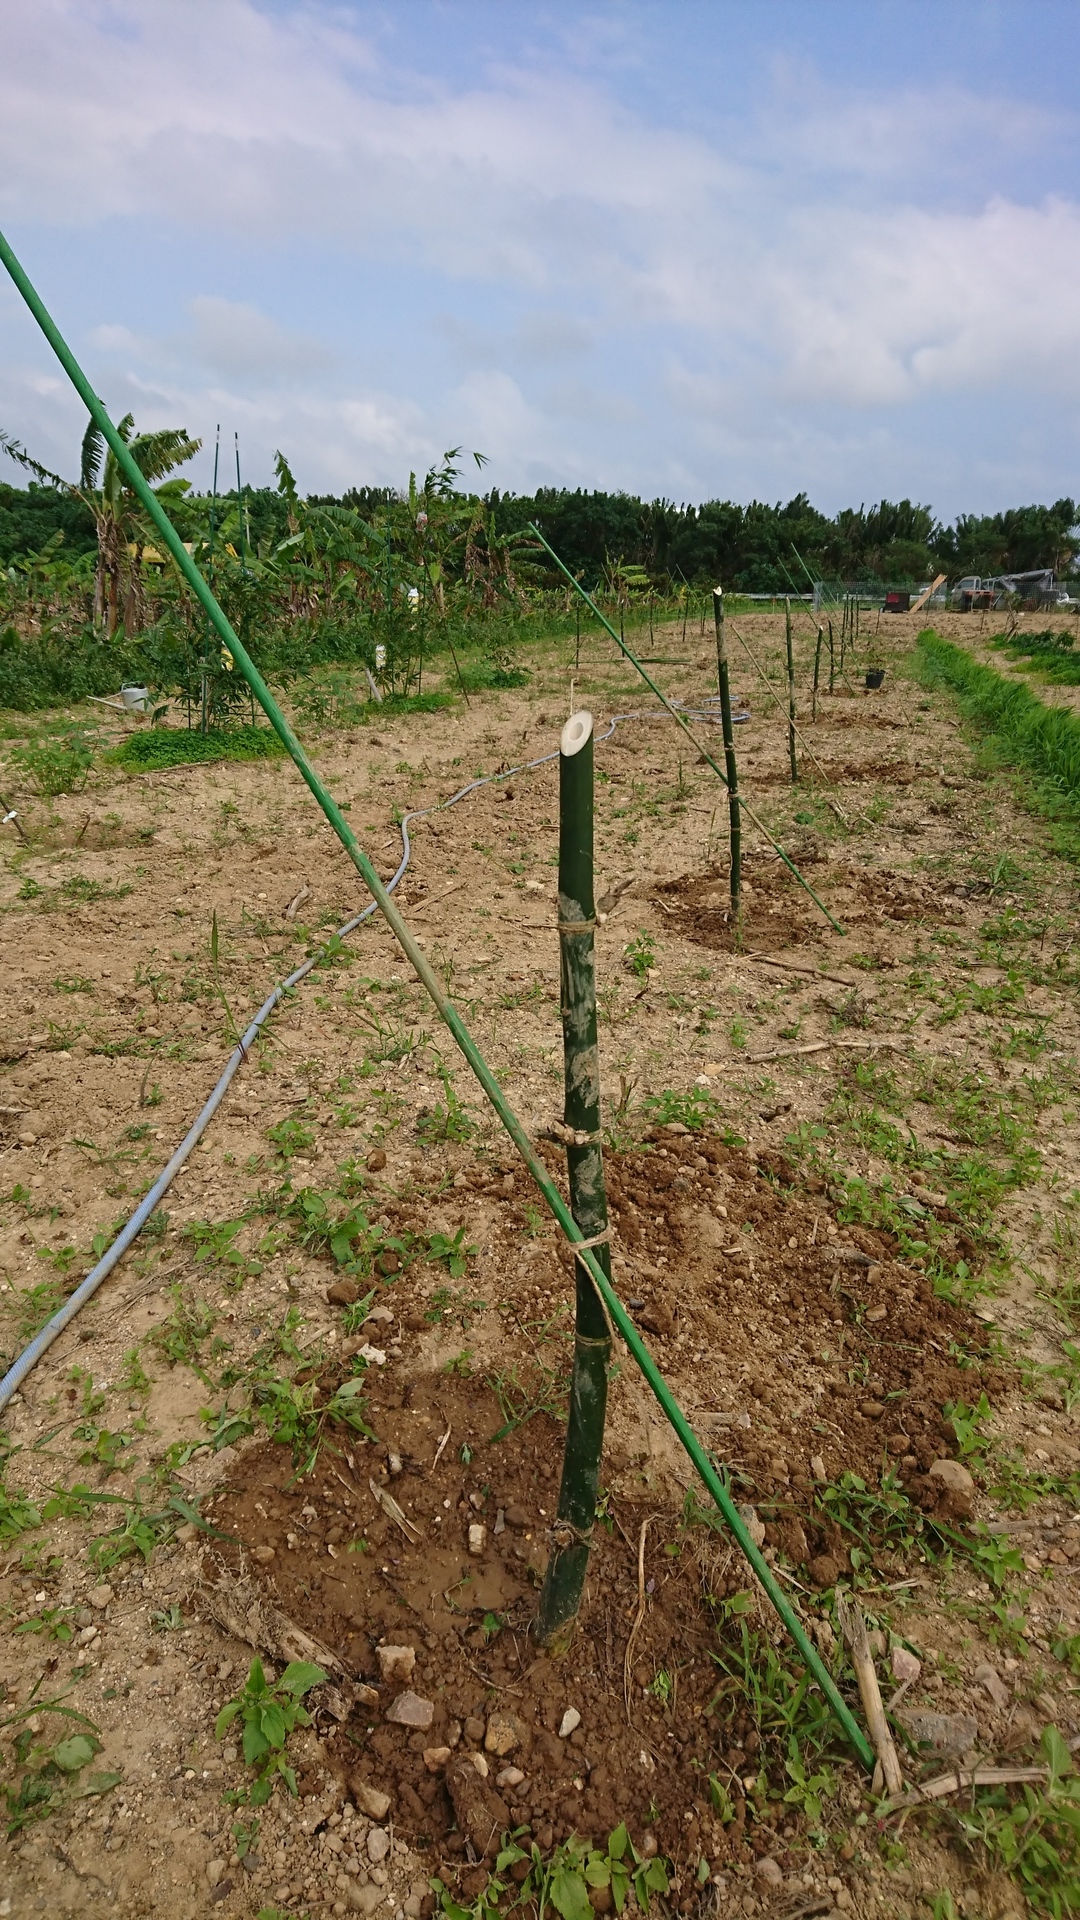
[0, 230, 872, 1771]
[537, 710, 611, 1648]
[828, 618, 836, 693]
[711, 588, 741, 916]
[529, 525, 844, 935]
[812, 624, 823, 721]
[785, 598, 798, 783]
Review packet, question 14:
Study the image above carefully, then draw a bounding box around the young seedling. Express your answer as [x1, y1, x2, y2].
[215, 1657, 326, 1805]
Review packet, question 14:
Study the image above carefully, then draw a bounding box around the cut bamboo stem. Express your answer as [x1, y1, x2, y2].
[711, 587, 741, 916]
[785, 599, 798, 782]
[828, 618, 836, 693]
[812, 624, 823, 721]
[836, 1595, 903, 1796]
[536, 709, 612, 1651]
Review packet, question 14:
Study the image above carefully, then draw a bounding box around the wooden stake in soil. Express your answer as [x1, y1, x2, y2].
[812, 624, 824, 721]
[711, 587, 741, 916]
[536, 710, 613, 1651]
[785, 598, 798, 782]
[828, 617, 836, 693]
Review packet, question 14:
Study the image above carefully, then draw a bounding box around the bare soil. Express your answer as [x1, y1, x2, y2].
[0, 607, 1078, 1920]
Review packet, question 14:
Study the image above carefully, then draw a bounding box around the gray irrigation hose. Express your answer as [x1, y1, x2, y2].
[0, 704, 738, 1413]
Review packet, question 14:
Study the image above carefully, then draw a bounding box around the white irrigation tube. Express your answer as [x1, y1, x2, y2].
[0, 703, 739, 1414]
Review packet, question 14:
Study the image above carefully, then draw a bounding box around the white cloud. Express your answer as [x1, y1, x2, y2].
[1, 1, 1079, 505]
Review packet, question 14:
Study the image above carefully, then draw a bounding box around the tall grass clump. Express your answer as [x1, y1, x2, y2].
[917, 631, 1080, 852]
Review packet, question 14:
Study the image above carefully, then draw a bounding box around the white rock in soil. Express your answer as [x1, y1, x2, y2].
[353, 1781, 393, 1820]
[974, 1662, 1010, 1709]
[367, 1828, 390, 1864]
[497, 1767, 525, 1788]
[205, 1859, 226, 1887]
[348, 1886, 386, 1916]
[467, 1523, 486, 1556]
[891, 1646, 921, 1686]
[386, 1691, 434, 1730]
[377, 1644, 416, 1685]
[88, 1583, 114, 1610]
[558, 1708, 581, 1738]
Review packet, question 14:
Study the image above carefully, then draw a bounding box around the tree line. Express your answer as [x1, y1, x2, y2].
[3, 467, 1075, 593]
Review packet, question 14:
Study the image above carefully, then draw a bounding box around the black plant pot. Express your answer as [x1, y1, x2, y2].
[865, 668, 885, 690]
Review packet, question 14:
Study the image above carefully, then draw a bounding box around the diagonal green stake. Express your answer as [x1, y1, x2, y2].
[0, 228, 872, 1773]
[529, 524, 844, 935]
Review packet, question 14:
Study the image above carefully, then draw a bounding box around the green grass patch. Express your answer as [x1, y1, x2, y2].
[916, 632, 1080, 852]
[111, 727, 285, 770]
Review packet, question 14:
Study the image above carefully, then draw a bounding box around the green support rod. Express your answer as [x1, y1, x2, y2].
[711, 588, 741, 916]
[785, 598, 798, 784]
[812, 625, 824, 721]
[528, 524, 844, 936]
[537, 710, 612, 1648]
[0, 230, 872, 1773]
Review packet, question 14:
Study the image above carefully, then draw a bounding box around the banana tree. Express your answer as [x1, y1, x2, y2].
[2, 416, 201, 635]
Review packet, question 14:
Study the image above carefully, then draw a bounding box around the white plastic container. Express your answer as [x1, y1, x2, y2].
[120, 685, 150, 712]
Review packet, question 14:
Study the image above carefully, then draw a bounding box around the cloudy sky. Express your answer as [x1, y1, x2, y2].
[1, 0, 1078, 515]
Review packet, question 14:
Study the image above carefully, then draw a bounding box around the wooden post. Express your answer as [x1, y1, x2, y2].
[712, 588, 741, 915]
[785, 598, 798, 782]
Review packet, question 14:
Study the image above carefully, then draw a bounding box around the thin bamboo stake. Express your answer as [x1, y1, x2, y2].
[0, 229, 872, 1773]
[728, 624, 849, 809]
[828, 618, 836, 693]
[529, 526, 844, 934]
[537, 710, 612, 1649]
[812, 624, 823, 721]
[785, 598, 798, 782]
[711, 588, 741, 915]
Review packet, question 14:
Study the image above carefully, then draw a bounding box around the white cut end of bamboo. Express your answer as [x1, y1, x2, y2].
[561, 710, 594, 757]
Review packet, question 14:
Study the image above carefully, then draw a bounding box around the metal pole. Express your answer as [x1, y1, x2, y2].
[537, 710, 611, 1648]
[712, 588, 741, 916]
[0, 229, 872, 1770]
[786, 597, 798, 783]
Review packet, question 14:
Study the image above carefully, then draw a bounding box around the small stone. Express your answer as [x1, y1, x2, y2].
[367, 1828, 390, 1864]
[558, 1708, 581, 1738]
[865, 1304, 887, 1322]
[328, 1279, 361, 1307]
[366, 1150, 387, 1172]
[348, 1886, 386, 1916]
[464, 1716, 486, 1743]
[378, 1644, 416, 1685]
[88, 1583, 113, 1610]
[927, 1457, 975, 1516]
[252, 1545, 275, 1564]
[484, 1714, 520, 1757]
[423, 1747, 452, 1772]
[206, 1859, 226, 1887]
[753, 1856, 783, 1893]
[386, 1691, 434, 1730]
[738, 1504, 765, 1548]
[404, 1900, 424, 1919]
[974, 1662, 1010, 1709]
[496, 1766, 525, 1788]
[860, 1401, 885, 1420]
[503, 1503, 530, 1529]
[897, 1707, 978, 1755]
[810, 1455, 827, 1483]
[355, 1684, 380, 1708]
[351, 1779, 393, 1820]
[467, 1523, 486, 1556]
[470, 1752, 490, 1778]
[891, 1646, 921, 1686]
[808, 1554, 841, 1590]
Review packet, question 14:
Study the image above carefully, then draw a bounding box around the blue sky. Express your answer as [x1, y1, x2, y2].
[1, 0, 1078, 517]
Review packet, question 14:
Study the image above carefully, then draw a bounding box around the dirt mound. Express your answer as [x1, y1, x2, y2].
[655, 859, 958, 952]
[203, 1133, 1003, 1893]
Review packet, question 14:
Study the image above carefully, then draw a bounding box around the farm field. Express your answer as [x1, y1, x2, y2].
[1, 606, 1079, 1920]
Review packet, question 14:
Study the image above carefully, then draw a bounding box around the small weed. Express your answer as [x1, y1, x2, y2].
[642, 1085, 739, 1137]
[182, 1216, 262, 1287]
[426, 1285, 486, 1330]
[416, 1070, 474, 1144]
[215, 1657, 325, 1805]
[623, 930, 656, 980]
